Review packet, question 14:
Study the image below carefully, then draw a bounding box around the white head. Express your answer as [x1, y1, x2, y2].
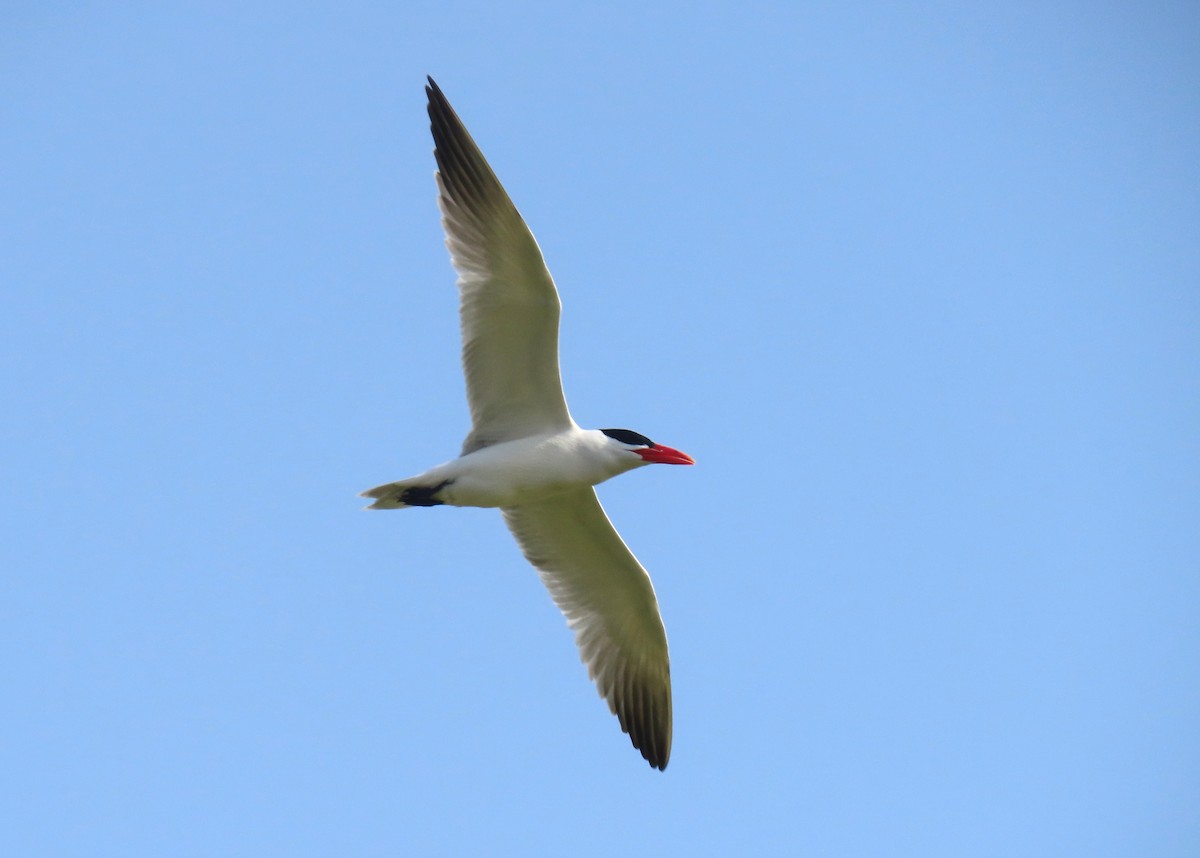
[599, 428, 695, 467]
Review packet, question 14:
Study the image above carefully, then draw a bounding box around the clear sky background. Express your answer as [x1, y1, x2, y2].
[3, 2, 1197, 856]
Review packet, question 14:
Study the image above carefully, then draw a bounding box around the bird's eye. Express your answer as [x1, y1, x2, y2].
[601, 428, 654, 447]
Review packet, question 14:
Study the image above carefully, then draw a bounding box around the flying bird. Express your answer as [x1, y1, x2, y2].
[362, 78, 693, 771]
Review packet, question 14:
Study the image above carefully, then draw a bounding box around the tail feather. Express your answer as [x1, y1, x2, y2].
[360, 480, 414, 510]
[360, 477, 452, 509]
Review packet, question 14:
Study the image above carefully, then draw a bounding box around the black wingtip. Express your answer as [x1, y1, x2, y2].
[620, 683, 672, 771]
[425, 76, 451, 123]
[645, 736, 670, 771]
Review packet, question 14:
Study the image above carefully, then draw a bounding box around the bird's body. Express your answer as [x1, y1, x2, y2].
[362, 78, 692, 771]
[364, 428, 645, 509]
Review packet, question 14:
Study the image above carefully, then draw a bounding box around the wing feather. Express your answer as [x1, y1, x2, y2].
[502, 489, 672, 770]
[425, 78, 573, 453]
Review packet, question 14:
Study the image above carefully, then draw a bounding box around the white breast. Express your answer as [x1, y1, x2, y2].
[432, 430, 637, 508]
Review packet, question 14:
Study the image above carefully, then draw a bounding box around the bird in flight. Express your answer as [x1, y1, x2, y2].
[362, 77, 693, 770]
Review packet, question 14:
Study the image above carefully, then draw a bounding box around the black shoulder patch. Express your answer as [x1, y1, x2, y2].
[601, 428, 654, 447]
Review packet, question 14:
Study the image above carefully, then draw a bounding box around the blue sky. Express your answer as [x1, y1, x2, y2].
[3, 2, 1197, 855]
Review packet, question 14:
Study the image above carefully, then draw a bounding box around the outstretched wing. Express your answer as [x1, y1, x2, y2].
[426, 78, 573, 454]
[502, 488, 672, 770]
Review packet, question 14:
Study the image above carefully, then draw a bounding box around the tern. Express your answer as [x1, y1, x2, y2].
[362, 78, 693, 771]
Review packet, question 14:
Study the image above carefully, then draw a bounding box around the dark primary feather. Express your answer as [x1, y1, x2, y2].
[426, 78, 497, 222]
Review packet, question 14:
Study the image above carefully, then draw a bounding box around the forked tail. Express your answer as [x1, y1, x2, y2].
[360, 478, 452, 509]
